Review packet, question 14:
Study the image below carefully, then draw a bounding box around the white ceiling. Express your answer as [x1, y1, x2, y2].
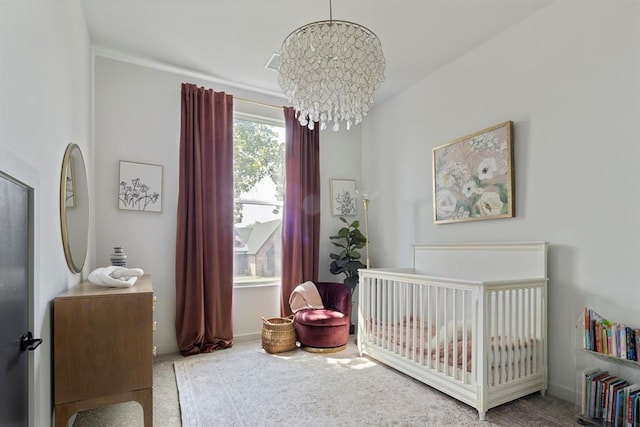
[81, 0, 554, 104]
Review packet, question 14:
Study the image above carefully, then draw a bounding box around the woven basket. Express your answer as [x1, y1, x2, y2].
[261, 315, 296, 354]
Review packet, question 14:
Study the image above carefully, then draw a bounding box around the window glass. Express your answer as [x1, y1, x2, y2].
[233, 116, 284, 287]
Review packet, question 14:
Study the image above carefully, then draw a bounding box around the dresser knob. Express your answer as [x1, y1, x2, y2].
[152, 321, 157, 331]
[152, 346, 157, 356]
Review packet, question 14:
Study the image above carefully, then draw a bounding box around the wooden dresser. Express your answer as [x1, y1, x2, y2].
[53, 274, 154, 426]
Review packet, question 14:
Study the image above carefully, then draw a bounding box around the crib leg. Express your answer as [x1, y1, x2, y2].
[478, 410, 486, 421]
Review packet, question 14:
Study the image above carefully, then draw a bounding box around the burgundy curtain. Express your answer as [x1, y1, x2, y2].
[280, 107, 321, 317]
[175, 83, 234, 355]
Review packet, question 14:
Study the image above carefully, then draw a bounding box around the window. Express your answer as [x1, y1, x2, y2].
[233, 115, 285, 287]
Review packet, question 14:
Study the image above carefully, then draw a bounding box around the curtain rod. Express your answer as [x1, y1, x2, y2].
[235, 96, 286, 111]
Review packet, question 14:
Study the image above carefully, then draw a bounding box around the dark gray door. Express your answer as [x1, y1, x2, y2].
[0, 173, 30, 427]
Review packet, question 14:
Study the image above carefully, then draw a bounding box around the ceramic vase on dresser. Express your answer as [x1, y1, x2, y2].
[110, 246, 127, 267]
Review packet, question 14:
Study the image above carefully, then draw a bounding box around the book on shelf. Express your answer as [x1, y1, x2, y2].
[633, 392, 640, 427]
[627, 327, 637, 362]
[608, 378, 628, 423]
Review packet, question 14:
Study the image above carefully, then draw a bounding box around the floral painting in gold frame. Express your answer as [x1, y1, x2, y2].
[432, 121, 514, 224]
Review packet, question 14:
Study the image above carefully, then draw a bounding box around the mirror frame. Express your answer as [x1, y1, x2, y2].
[59, 143, 89, 273]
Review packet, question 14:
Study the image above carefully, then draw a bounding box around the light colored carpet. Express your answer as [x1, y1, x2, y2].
[174, 340, 577, 427]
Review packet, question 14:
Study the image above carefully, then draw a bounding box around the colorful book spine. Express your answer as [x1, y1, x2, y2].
[596, 322, 603, 353]
[607, 326, 613, 356]
[585, 307, 591, 350]
[626, 327, 637, 362]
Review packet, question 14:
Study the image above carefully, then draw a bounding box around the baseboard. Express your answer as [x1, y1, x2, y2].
[155, 343, 179, 356]
[547, 381, 575, 404]
[234, 333, 260, 343]
[155, 334, 260, 356]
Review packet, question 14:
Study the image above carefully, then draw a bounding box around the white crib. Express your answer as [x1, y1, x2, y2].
[357, 242, 548, 420]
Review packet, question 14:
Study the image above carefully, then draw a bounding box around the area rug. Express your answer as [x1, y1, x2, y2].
[174, 341, 575, 427]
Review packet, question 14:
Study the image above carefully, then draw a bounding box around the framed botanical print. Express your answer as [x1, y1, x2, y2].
[330, 179, 357, 216]
[118, 160, 163, 212]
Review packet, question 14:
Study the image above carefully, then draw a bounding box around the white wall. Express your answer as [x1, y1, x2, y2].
[94, 56, 361, 352]
[319, 127, 363, 282]
[0, 1, 92, 425]
[361, 1, 640, 402]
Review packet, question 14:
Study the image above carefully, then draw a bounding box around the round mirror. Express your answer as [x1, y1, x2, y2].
[60, 143, 89, 273]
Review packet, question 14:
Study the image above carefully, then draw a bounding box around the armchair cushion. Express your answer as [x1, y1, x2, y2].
[295, 308, 348, 327]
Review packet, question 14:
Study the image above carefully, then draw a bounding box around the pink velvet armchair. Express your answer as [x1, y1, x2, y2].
[292, 282, 351, 352]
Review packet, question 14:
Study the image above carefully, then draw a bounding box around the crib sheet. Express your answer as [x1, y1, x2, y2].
[367, 318, 537, 383]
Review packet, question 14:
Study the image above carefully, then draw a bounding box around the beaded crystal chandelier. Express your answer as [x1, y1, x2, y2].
[278, 1, 385, 131]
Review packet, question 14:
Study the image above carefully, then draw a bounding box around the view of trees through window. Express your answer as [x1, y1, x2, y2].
[233, 116, 285, 286]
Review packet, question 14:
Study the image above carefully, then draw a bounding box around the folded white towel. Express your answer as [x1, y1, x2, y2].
[109, 267, 144, 280]
[88, 266, 144, 288]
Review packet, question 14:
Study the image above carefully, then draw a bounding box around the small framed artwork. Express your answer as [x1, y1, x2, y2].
[118, 160, 163, 212]
[330, 179, 357, 216]
[432, 121, 514, 224]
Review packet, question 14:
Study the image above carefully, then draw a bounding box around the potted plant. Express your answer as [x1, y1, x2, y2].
[329, 217, 367, 292]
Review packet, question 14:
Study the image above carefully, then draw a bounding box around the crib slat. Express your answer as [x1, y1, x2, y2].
[415, 286, 419, 363]
[491, 291, 498, 386]
[462, 291, 467, 383]
[531, 288, 538, 374]
[518, 288, 525, 378]
[426, 285, 432, 369]
[443, 287, 448, 376]
[510, 290, 515, 382]
[522, 288, 529, 376]
[418, 285, 424, 365]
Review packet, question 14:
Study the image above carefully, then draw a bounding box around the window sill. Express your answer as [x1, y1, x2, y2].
[233, 279, 281, 290]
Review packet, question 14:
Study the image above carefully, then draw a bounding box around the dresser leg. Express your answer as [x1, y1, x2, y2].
[54, 402, 78, 427]
[134, 388, 153, 427]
